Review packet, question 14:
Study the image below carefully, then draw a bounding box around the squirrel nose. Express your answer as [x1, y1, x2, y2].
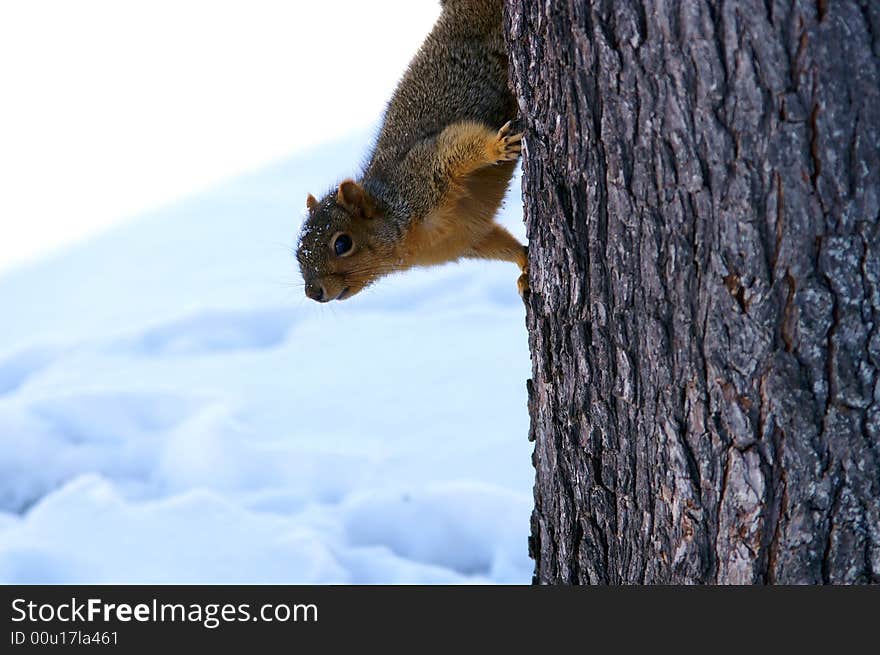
[305, 282, 325, 302]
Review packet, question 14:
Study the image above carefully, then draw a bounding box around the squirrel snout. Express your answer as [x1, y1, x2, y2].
[304, 280, 354, 302]
[305, 282, 325, 302]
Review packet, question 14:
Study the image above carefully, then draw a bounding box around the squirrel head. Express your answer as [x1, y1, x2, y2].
[296, 180, 394, 302]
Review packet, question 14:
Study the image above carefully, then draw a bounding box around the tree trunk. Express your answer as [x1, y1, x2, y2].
[505, 0, 880, 583]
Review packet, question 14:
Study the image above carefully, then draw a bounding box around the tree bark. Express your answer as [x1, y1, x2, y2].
[505, 0, 880, 583]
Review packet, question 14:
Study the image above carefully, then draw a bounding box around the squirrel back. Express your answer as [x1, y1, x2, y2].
[297, 0, 527, 303]
[368, 0, 513, 173]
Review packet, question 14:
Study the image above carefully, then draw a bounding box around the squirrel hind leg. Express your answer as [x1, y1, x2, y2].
[437, 121, 523, 182]
[491, 121, 523, 163]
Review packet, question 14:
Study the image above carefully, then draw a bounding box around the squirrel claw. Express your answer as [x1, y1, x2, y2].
[517, 271, 530, 301]
[494, 122, 523, 162]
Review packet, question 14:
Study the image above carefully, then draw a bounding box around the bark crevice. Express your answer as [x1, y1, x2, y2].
[506, 0, 880, 583]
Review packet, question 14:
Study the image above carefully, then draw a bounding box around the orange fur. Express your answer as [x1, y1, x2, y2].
[299, 120, 528, 302]
[396, 122, 524, 275]
[400, 159, 520, 269]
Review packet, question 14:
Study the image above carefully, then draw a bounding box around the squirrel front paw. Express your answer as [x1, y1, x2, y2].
[516, 244, 529, 301]
[492, 121, 523, 162]
[517, 271, 530, 300]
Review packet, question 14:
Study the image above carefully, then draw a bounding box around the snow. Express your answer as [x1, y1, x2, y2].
[0, 134, 534, 584]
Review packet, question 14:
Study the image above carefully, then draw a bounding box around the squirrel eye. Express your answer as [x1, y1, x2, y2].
[333, 233, 353, 257]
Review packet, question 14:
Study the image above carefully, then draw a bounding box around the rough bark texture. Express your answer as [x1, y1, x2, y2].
[505, 0, 880, 583]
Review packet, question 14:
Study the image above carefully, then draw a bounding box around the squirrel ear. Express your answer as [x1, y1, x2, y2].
[306, 194, 319, 212]
[337, 180, 378, 218]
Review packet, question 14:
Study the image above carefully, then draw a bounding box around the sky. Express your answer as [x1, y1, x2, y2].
[0, 0, 441, 274]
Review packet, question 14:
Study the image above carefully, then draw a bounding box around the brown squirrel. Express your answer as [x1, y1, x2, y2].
[296, 0, 527, 302]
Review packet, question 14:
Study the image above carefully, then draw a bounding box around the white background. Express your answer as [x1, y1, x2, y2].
[0, 0, 440, 272]
[0, 0, 533, 585]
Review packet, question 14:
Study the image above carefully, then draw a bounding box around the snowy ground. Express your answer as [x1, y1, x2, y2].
[0, 134, 534, 583]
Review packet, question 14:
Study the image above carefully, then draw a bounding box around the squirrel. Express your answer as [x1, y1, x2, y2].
[296, 0, 527, 303]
